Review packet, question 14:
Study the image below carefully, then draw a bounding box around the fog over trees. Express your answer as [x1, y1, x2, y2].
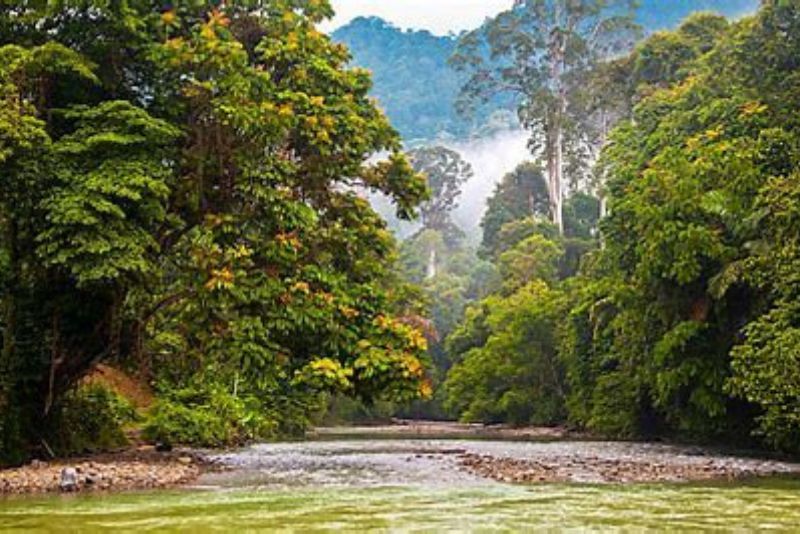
[7, 0, 800, 475]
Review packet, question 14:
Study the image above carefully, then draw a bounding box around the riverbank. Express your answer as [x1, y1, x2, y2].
[456, 449, 800, 484]
[6, 439, 800, 531]
[0, 447, 214, 495]
[307, 420, 574, 441]
[5, 423, 800, 494]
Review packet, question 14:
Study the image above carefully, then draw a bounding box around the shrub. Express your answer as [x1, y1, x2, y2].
[46, 384, 139, 456]
[143, 385, 279, 448]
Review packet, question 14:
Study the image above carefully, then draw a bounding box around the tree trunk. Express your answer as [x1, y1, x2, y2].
[426, 247, 437, 280]
[548, 9, 566, 235]
[552, 117, 565, 234]
[44, 310, 63, 417]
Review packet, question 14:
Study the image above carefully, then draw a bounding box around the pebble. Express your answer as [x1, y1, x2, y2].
[0, 450, 212, 495]
[457, 451, 800, 485]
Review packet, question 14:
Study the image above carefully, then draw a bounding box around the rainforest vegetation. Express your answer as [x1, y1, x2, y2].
[434, 0, 800, 452]
[2, 0, 800, 467]
[331, 0, 758, 142]
[0, 0, 430, 464]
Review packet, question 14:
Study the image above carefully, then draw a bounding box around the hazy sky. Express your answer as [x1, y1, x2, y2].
[320, 0, 512, 35]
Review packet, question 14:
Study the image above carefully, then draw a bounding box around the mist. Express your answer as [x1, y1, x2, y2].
[441, 129, 530, 239]
[371, 128, 531, 243]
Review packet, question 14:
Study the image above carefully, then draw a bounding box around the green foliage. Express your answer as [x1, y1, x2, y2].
[729, 302, 800, 451]
[558, 0, 800, 447]
[444, 281, 566, 426]
[38, 101, 179, 287]
[0, 1, 431, 463]
[480, 162, 551, 258]
[46, 384, 138, 457]
[499, 235, 564, 293]
[440, 2, 800, 454]
[631, 13, 729, 92]
[563, 193, 601, 240]
[143, 384, 282, 448]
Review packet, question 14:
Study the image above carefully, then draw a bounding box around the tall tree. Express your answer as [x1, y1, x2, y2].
[452, 0, 639, 233]
[408, 146, 473, 277]
[480, 161, 550, 258]
[0, 0, 431, 462]
[410, 146, 473, 234]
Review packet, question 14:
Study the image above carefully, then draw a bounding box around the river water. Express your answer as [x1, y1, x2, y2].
[3, 438, 800, 532]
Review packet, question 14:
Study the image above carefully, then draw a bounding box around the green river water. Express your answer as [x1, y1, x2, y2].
[2, 439, 800, 532]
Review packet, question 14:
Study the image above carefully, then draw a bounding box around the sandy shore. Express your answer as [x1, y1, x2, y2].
[0, 448, 215, 495]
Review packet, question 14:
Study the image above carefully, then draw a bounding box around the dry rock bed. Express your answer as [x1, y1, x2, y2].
[0, 448, 217, 495]
[448, 441, 800, 485]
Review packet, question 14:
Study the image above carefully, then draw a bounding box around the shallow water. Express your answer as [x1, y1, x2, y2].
[3, 439, 800, 532]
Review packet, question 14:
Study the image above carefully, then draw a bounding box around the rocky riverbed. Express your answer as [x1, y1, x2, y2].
[5, 427, 800, 494]
[457, 450, 799, 484]
[202, 436, 800, 490]
[0, 448, 214, 495]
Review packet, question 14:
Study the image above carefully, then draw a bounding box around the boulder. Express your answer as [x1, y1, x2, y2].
[59, 467, 78, 492]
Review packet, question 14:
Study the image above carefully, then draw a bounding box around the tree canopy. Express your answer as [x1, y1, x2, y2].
[442, 0, 800, 454]
[0, 0, 430, 464]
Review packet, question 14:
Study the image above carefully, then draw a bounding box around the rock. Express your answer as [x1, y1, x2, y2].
[155, 442, 173, 452]
[177, 456, 193, 465]
[60, 467, 79, 492]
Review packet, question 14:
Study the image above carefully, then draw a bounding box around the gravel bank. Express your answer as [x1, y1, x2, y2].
[0, 448, 215, 495]
[456, 446, 800, 484]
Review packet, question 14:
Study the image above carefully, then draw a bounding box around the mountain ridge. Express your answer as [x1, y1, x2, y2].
[332, 1, 760, 142]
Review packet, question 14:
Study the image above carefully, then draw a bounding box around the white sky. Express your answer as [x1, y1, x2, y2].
[320, 0, 512, 35]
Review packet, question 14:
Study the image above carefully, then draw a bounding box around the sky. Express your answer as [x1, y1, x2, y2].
[319, 0, 512, 35]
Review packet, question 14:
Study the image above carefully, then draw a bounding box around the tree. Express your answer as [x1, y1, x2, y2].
[452, 0, 640, 233]
[410, 146, 473, 233]
[444, 280, 566, 425]
[480, 162, 550, 258]
[0, 41, 180, 461]
[0, 0, 432, 462]
[408, 146, 473, 277]
[561, 0, 800, 446]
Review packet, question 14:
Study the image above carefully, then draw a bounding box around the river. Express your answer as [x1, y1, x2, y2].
[3, 436, 800, 531]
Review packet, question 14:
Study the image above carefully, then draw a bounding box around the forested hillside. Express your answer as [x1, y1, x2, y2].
[3, 0, 800, 476]
[333, 0, 759, 141]
[332, 17, 480, 141]
[433, 0, 800, 452]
